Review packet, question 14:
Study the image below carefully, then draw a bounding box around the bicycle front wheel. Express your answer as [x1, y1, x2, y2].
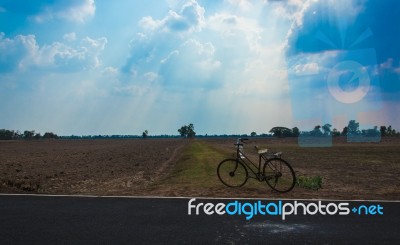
[217, 159, 248, 187]
[263, 158, 296, 193]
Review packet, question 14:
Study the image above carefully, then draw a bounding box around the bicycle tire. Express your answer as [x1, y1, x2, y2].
[263, 158, 296, 193]
[217, 159, 248, 187]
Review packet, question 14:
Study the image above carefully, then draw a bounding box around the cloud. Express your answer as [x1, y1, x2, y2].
[1, 0, 95, 23]
[139, 0, 205, 33]
[63, 32, 77, 41]
[123, 0, 287, 96]
[278, 0, 367, 55]
[0, 32, 37, 72]
[225, 0, 253, 11]
[32, 0, 96, 23]
[158, 39, 221, 89]
[207, 13, 262, 52]
[0, 32, 107, 73]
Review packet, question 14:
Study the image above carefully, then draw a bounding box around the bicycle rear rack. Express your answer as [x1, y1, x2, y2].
[260, 151, 282, 161]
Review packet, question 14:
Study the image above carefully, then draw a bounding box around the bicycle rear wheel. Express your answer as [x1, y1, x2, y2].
[263, 158, 295, 193]
[217, 159, 248, 187]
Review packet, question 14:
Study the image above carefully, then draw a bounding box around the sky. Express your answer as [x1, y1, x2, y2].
[0, 0, 399, 136]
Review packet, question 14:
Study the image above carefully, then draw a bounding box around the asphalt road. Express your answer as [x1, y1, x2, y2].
[0, 195, 399, 244]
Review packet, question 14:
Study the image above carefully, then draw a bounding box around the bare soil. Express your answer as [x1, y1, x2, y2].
[1, 137, 399, 200]
[198, 137, 400, 200]
[0, 139, 188, 195]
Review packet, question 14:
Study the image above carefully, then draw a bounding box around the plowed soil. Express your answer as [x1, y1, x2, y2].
[0, 139, 188, 195]
[1, 137, 400, 200]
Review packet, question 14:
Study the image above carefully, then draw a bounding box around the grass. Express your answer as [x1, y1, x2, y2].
[152, 138, 400, 199]
[296, 175, 323, 190]
[161, 140, 227, 188]
[159, 139, 278, 191]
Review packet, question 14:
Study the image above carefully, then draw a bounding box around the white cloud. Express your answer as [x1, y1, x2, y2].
[207, 13, 262, 52]
[139, 0, 205, 33]
[380, 58, 400, 75]
[103, 66, 119, 75]
[0, 32, 38, 72]
[33, 0, 95, 23]
[225, 0, 253, 11]
[0, 32, 107, 73]
[158, 39, 221, 87]
[279, 0, 368, 53]
[294, 62, 319, 75]
[63, 32, 77, 41]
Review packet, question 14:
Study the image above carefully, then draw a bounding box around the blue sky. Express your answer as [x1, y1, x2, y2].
[0, 0, 399, 135]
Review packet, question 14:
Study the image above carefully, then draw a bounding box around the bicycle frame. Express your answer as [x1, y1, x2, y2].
[234, 142, 266, 181]
[218, 138, 296, 193]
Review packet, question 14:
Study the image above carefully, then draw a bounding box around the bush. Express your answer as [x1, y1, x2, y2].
[296, 175, 322, 190]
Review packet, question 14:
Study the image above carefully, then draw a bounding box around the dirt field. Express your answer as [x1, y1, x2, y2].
[0, 139, 188, 195]
[198, 137, 400, 200]
[1, 137, 399, 200]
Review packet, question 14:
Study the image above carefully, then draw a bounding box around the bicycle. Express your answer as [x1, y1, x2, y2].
[217, 138, 296, 193]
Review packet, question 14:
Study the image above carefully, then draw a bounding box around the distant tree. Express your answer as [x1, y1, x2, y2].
[15, 130, 22, 139]
[341, 126, 348, 136]
[187, 123, 196, 138]
[0, 129, 16, 140]
[269, 127, 291, 137]
[142, 130, 148, 139]
[347, 120, 360, 135]
[292, 127, 300, 137]
[322, 123, 332, 136]
[332, 128, 340, 136]
[387, 125, 393, 136]
[23, 130, 35, 140]
[380, 126, 387, 137]
[362, 126, 380, 137]
[34, 133, 41, 140]
[178, 125, 188, 137]
[310, 125, 323, 136]
[43, 132, 58, 139]
[250, 132, 257, 137]
[178, 123, 196, 138]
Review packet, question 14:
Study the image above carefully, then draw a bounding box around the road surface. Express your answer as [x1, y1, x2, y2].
[0, 195, 399, 244]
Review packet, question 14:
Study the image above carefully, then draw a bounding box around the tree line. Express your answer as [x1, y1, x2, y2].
[267, 120, 399, 138]
[0, 129, 58, 140]
[0, 120, 398, 140]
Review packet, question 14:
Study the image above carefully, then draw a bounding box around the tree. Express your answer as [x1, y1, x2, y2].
[178, 125, 188, 137]
[269, 127, 291, 137]
[250, 132, 257, 137]
[178, 123, 196, 138]
[292, 127, 300, 137]
[43, 132, 58, 139]
[387, 125, 393, 136]
[347, 120, 360, 135]
[341, 126, 348, 136]
[362, 126, 380, 137]
[0, 129, 17, 140]
[23, 130, 35, 140]
[380, 126, 387, 137]
[34, 133, 41, 139]
[142, 130, 148, 139]
[332, 128, 340, 136]
[310, 125, 323, 136]
[322, 123, 332, 136]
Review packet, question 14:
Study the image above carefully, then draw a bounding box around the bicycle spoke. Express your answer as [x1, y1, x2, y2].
[263, 158, 296, 193]
[217, 159, 248, 187]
